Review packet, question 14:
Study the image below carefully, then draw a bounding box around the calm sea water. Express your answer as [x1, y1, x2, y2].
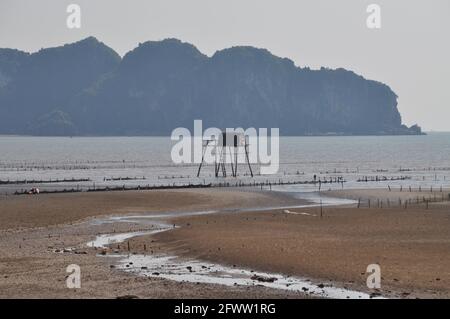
[1, 133, 450, 194]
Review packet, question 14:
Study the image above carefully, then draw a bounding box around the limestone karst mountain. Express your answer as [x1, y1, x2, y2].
[0, 37, 422, 136]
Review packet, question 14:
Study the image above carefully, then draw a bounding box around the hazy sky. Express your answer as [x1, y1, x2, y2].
[0, 0, 449, 131]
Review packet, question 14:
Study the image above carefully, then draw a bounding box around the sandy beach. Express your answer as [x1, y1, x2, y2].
[0, 189, 307, 298]
[1, 187, 449, 298]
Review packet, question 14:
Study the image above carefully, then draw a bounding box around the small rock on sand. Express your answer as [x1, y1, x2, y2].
[251, 275, 277, 283]
[370, 292, 382, 298]
[116, 295, 139, 299]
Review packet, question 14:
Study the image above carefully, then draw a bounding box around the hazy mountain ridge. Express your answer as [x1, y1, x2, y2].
[0, 49, 29, 89]
[0, 37, 422, 136]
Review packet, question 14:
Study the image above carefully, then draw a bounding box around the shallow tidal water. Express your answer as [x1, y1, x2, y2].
[2, 133, 450, 194]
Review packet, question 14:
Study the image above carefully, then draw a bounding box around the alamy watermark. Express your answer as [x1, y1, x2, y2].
[367, 4, 381, 29]
[66, 4, 81, 29]
[171, 120, 280, 175]
[66, 4, 381, 31]
[66, 264, 81, 289]
[366, 264, 381, 289]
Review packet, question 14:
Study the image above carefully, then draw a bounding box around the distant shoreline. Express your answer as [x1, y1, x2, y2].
[0, 132, 439, 138]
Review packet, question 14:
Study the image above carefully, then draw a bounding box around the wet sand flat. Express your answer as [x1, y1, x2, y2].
[142, 189, 450, 298]
[1, 188, 450, 298]
[0, 188, 307, 298]
[0, 188, 300, 230]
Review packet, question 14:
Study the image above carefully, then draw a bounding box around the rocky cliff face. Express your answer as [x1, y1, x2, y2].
[0, 37, 421, 136]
